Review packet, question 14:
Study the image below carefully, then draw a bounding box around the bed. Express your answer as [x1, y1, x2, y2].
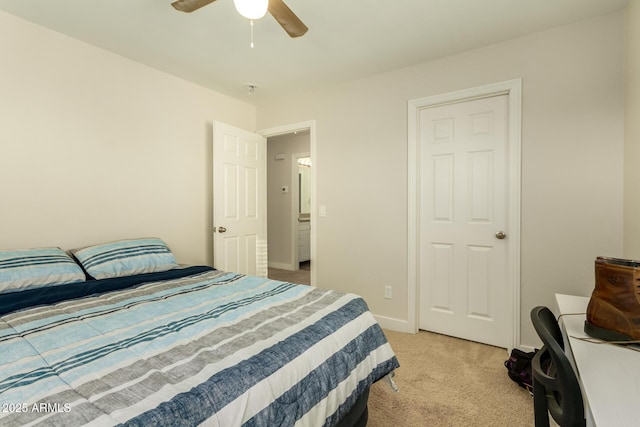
[0, 238, 399, 426]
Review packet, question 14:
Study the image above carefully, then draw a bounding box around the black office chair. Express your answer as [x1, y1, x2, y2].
[530, 306, 585, 427]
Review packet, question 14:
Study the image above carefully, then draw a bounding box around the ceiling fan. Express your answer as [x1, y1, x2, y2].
[171, 0, 308, 38]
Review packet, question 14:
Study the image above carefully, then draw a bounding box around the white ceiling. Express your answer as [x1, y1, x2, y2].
[0, 0, 629, 102]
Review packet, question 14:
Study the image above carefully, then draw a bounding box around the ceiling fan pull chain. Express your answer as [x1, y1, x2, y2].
[250, 19, 255, 48]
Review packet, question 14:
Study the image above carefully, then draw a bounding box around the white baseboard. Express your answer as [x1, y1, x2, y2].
[373, 314, 413, 333]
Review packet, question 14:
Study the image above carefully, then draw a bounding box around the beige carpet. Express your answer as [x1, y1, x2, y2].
[368, 329, 534, 426]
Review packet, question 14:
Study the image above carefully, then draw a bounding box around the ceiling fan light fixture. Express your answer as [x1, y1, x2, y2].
[233, 0, 269, 20]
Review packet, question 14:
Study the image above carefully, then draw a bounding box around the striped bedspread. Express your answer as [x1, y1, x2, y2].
[0, 269, 399, 426]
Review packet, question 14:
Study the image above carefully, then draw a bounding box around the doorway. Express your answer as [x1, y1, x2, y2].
[260, 121, 316, 286]
[407, 80, 522, 349]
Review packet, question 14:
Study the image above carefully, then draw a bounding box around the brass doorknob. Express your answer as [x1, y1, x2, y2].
[495, 231, 506, 240]
[217, 226, 227, 233]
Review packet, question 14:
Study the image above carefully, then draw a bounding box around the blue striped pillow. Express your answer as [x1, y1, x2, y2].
[0, 247, 86, 294]
[72, 238, 178, 279]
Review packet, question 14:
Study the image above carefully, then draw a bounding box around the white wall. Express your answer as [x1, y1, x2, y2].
[0, 8, 625, 348]
[625, 2, 640, 258]
[0, 11, 256, 265]
[256, 12, 624, 347]
[266, 132, 310, 269]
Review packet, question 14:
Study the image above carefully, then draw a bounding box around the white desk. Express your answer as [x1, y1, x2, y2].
[555, 294, 640, 427]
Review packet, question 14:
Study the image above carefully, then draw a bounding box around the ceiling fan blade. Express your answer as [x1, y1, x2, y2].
[171, 0, 217, 13]
[268, 0, 308, 38]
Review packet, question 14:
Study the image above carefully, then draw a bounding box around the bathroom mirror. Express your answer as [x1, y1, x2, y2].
[298, 157, 311, 218]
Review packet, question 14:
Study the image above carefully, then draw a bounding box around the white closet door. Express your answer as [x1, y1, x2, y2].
[419, 94, 509, 348]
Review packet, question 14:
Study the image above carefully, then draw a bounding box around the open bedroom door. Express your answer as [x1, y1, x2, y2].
[213, 121, 268, 277]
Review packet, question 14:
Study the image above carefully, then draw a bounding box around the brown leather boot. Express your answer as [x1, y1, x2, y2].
[584, 256, 640, 341]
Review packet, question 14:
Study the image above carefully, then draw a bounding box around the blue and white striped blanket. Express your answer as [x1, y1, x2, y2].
[0, 269, 398, 426]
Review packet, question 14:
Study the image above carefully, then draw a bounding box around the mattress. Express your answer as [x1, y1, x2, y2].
[0, 266, 398, 426]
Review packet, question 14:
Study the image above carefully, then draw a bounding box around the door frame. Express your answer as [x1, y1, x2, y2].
[407, 79, 522, 349]
[259, 120, 317, 286]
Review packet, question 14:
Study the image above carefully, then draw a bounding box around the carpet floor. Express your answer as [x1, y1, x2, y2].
[267, 266, 533, 425]
[368, 329, 534, 426]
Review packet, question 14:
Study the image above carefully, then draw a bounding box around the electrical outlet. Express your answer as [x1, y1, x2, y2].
[384, 286, 392, 299]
